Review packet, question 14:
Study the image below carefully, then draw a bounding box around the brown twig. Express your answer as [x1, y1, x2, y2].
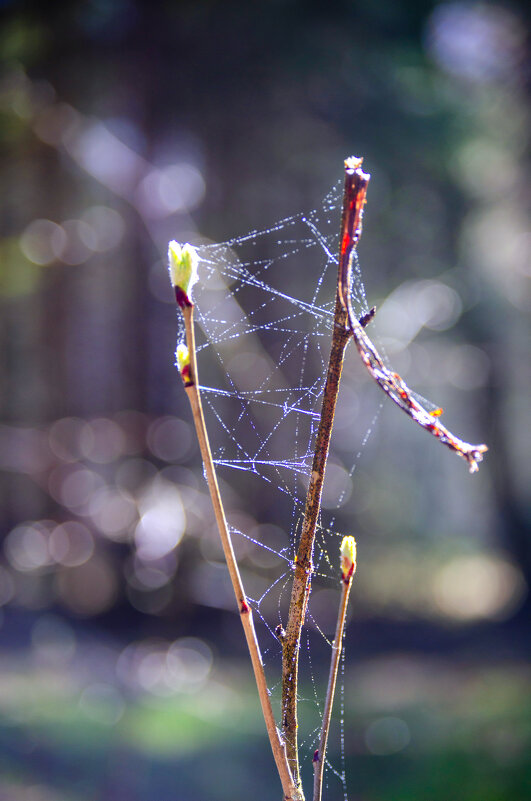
[281, 158, 370, 787]
[177, 299, 302, 801]
[336, 163, 487, 472]
[313, 537, 357, 801]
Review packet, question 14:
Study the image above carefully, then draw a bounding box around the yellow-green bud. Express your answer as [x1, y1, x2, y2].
[340, 536, 356, 582]
[176, 343, 192, 386]
[168, 241, 199, 305]
[176, 343, 189, 371]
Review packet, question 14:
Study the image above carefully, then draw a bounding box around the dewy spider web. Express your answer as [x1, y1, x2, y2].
[189, 182, 369, 491]
[175, 177, 479, 798]
[175, 180, 373, 798]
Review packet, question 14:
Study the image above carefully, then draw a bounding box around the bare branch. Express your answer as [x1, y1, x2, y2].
[337, 159, 488, 472]
[170, 253, 302, 801]
[281, 158, 370, 787]
[313, 537, 357, 801]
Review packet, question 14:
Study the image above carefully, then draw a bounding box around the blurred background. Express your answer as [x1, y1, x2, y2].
[0, 1, 530, 799]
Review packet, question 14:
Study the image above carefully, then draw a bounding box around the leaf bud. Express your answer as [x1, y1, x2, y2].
[168, 241, 199, 307]
[340, 536, 357, 583]
[176, 343, 193, 386]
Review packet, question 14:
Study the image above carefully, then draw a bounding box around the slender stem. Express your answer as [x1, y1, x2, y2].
[281, 159, 370, 786]
[182, 305, 302, 801]
[313, 574, 354, 801]
[335, 163, 487, 473]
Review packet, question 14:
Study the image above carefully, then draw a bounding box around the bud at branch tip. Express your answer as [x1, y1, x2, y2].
[168, 241, 199, 307]
[340, 536, 357, 583]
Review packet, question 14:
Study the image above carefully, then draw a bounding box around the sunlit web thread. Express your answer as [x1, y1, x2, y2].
[195, 287, 329, 500]
[190, 293, 332, 487]
[190, 188, 371, 502]
[304, 627, 348, 798]
[306, 512, 344, 578]
[326, 404, 384, 540]
[183, 182, 382, 795]
[189, 186, 374, 560]
[339, 645, 348, 801]
[305, 608, 334, 649]
[248, 589, 285, 654]
[237, 527, 293, 566]
[306, 629, 322, 712]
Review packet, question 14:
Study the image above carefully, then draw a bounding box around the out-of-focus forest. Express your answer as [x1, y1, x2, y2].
[0, 1, 530, 799]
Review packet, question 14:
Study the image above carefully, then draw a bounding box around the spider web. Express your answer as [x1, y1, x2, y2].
[191, 181, 370, 489]
[182, 181, 378, 798]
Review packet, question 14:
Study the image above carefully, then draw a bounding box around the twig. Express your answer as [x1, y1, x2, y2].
[169, 245, 302, 801]
[337, 160, 488, 472]
[183, 307, 301, 801]
[313, 537, 357, 801]
[281, 159, 370, 786]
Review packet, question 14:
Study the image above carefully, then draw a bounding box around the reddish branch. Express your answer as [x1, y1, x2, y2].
[281, 155, 487, 790]
[337, 160, 487, 472]
[281, 159, 369, 786]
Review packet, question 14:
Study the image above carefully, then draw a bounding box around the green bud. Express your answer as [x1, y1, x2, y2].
[176, 343, 189, 371]
[176, 343, 193, 386]
[168, 241, 199, 302]
[340, 536, 357, 582]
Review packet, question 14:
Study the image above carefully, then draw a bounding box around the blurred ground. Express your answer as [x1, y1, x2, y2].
[0, 1, 530, 799]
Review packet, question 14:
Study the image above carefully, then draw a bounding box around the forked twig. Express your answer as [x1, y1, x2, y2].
[313, 537, 357, 801]
[169, 245, 302, 801]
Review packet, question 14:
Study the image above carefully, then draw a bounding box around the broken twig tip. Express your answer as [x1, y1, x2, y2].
[344, 155, 370, 181]
[467, 444, 488, 473]
[359, 306, 376, 328]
